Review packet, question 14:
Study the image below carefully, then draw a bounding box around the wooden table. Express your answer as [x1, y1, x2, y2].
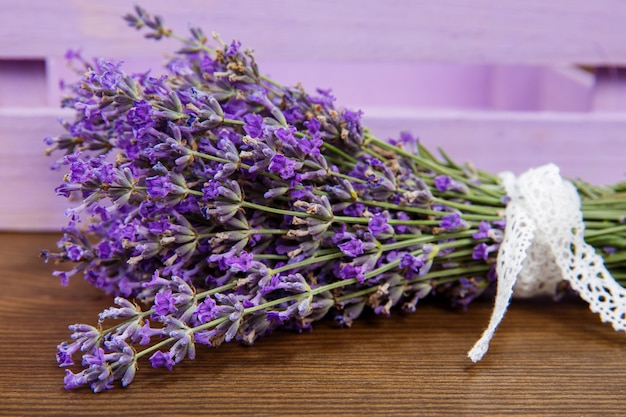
[1, 232, 625, 416]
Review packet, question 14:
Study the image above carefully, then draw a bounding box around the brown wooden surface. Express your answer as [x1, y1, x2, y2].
[1, 232, 626, 416]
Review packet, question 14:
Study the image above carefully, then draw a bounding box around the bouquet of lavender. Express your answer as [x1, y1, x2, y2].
[44, 7, 626, 392]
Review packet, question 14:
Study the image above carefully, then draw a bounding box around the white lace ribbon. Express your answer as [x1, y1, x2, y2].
[468, 164, 625, 362]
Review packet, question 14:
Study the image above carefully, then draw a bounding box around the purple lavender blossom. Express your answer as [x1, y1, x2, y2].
[154, 289, 177, 316]
[195, 297, 217, 324]
[64, 347, 114, 392]
[342, 203, 365, 217]
[127, 100, 154, 129]
[48, 6, 518, 392]
[149, 351, 176, 370]
[399, 131, 417, 147]
[202, 180, 220, 200]
[368, 213, 392, 237]
[225, 251, 255, 272]
[297, 135, 322, 157]
[338, 264, 366, 284]
[243, 113, 265, 138]
[439, 213, 467, 231]
[434, 175, 452, 193]
[338, 239, 365, 258]
[400, 253, 424, 272]
[66, 244, 85, 261]
[98, 297, 139, 321]
[146, 175, 172, 199]
[472, 221, 491, 240]
[472, 243, 497, 261]
[97, 59, 124, 91]
[268, 153, 297, 180]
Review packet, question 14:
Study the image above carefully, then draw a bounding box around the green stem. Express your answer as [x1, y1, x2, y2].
[359, 197, 502, 222]
[260, 74, 283, 89]
[333, 215, 439, 226]
[584, 224, 626, 238]
[169, 33, 215, 53]
[358, 199, 441, 216]
[366, 135, 503, 199]
[321, 141, 358, 164]
[432, 197, 501, 216]
[603, 251, 626, 264]
[224, 118, 244, 126]
[253, 254, 289, 260]
[583, 211, 626, 221]
[439, 192, 504, 206]
[198, 229, 290, 239]
[411, 264, 491, 281]
[240, 200, 324, 219]
[334, 264, 491, 303]
[189, 149, 230, 165]
[329, 171, 366, 184]
[271, 252, 345, 275]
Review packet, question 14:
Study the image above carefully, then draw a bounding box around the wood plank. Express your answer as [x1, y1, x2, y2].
[1, 232, 626, 415]
[2, 0, 626, 65]
[43, 59, 596, 112]
[0, 109, 71, 231]
[1, 108, 624, 231]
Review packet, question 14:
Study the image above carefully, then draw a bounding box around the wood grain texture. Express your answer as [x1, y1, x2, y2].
[1, 233, 626, 416]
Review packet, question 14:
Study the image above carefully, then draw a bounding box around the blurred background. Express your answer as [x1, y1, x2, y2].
[1, 0, 625, 230]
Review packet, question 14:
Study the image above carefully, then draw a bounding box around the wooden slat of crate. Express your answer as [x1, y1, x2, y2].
[0, 109, 69, 230]
[366, 109, 626, 184]
[2, 0, 626, 65]
[1, 108, 624, 231]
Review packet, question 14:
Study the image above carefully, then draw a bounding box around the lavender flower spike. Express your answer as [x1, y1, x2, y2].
[47, 6, 626, 392]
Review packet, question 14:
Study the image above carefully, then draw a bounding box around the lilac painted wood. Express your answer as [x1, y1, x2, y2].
[1, 108, 624, 231]
[0, 60, 47, 107]
[43, 58, 596, 112]
[593, 69, 626, 111]
[0, 109, 70, 230]
[364, 110, 626, 184]
[2, 0, 626, 65]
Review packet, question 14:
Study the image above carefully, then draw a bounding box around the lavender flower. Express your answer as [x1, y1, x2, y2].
[439, 213, 468, 232]
[154, 289, 177, 317]
[149, 351, 175, 370]
[368, 212, 394, 238]
[46, 6, 626, 392]
[338, 239, 365, 258]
